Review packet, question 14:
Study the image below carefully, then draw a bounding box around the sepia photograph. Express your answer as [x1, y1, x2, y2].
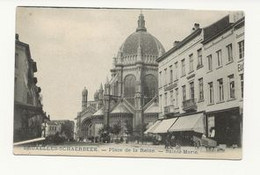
[13, 7, 244, 159]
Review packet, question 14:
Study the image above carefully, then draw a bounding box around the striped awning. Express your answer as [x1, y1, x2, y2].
[144, 120, 161, 134]
[168, 113, 204, 133]
[152, 118, 178, 134]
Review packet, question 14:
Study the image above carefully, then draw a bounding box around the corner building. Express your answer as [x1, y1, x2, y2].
[14, 34, 48, 142]
[76, 14, 165, 140]
[155, 14, 244, 147]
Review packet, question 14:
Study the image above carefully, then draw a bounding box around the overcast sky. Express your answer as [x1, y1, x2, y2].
[16, 7, 229, 121]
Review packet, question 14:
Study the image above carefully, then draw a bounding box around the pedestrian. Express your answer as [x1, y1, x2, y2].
[170, 135, 175, 148]
[165, 135, 170, 149]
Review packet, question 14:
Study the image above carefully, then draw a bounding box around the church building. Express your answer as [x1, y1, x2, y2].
[75, 13, 165, 141]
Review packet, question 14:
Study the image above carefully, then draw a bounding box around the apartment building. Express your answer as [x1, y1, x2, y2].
[150, 14, 244, 147]
[202, 15, 244, 146]
[14, 34, 48, 142]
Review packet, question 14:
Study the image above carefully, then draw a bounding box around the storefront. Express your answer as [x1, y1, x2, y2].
[206, 107, 242, 147]
[145, 112, 206, 146]
[168, 112, 205, 146]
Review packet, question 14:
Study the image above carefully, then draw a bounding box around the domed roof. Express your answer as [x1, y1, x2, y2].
[119, 14, 165, 57]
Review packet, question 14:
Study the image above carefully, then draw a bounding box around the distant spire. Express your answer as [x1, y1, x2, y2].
[106, 76, 109, 84]
[100, 83, 103, 90]
[136, 12, 147, 32]
[112, 56, 117, 68]
[82, 86, 88, 95]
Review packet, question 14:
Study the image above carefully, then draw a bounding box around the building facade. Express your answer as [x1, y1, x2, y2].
[14, 34, 48, 142]
[45, 120, 74, 140]
[45, 121, 62, 137]
[202, 15, 244, 146]
[153, 13, 244, 147]
[75, 13, 164, 141]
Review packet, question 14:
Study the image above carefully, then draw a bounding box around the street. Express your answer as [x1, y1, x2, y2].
[14, 141, 242, 159]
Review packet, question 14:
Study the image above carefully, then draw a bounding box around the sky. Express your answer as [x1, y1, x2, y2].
[16, 7, 229, 121]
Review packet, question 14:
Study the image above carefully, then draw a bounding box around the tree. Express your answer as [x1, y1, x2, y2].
[124, 120, 133, 135]
[135, 123, 148, 134]
[60, 121, 74, 140]
[99, 125, 112, 143]
[111, 121, 122, 139]
[98, 125, 111, 135]
[135, 123, 148, 143]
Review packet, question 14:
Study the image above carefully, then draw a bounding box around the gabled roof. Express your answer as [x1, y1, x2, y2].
[110, 101, 133, 114]
[157, 15, 245, 63]
[122, 98, 135, 112]
[202, 15, 244, 45]
[156, 29, 202, 62]
[144, 101, 159, 114]
[80, 105, 96, 117]
[92, 107, 104, 116]
[202, 15, 232, 44]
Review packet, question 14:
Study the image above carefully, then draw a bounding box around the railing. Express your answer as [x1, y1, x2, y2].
[164, 105, 175, 115]
[182, 98, 197, 111]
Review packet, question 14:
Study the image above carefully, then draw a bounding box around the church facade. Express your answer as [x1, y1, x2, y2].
[75, 13, 165, 141]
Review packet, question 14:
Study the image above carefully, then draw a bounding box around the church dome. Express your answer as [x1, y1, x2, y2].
[118, 13, 165, 58]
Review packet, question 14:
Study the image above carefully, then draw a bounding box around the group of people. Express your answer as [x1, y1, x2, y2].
[164, 134, 178, 149]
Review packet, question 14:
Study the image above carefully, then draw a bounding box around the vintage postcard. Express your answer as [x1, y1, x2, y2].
[13, 7, 244, 159]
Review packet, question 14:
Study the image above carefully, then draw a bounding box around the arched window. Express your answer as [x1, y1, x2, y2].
[143, 74, 158, 104]
[124, 75, 136, 104]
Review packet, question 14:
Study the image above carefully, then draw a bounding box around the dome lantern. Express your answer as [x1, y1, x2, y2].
[116, 13, 165, 65]
[136, 13, 147, 32]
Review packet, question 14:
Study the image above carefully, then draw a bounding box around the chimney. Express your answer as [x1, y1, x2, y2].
[192, 23, 200, 32]
[173, 41, 180, 47]
[229, 11, 244, 23]
[15, 33, 19, 40]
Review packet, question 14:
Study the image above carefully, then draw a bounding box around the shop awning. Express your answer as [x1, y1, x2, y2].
[168, 113, 204, 133]
[152, 118, 178, 134]
[144, 120, 162, 134]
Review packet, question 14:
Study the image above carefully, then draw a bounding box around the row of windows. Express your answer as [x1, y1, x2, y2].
[159, 74, 243, 110]
[159, 48, 202, 87]
[207, 74, 243, 104]
[207, 41, 244, 72]
[159, 40, 244, 87]
[49, 126, 58, 131]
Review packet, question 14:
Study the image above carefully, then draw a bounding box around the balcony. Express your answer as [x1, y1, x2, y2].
[164, 82, 178, 91]
[164, 105, 176, 115]
[182, 98, 197, 111]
